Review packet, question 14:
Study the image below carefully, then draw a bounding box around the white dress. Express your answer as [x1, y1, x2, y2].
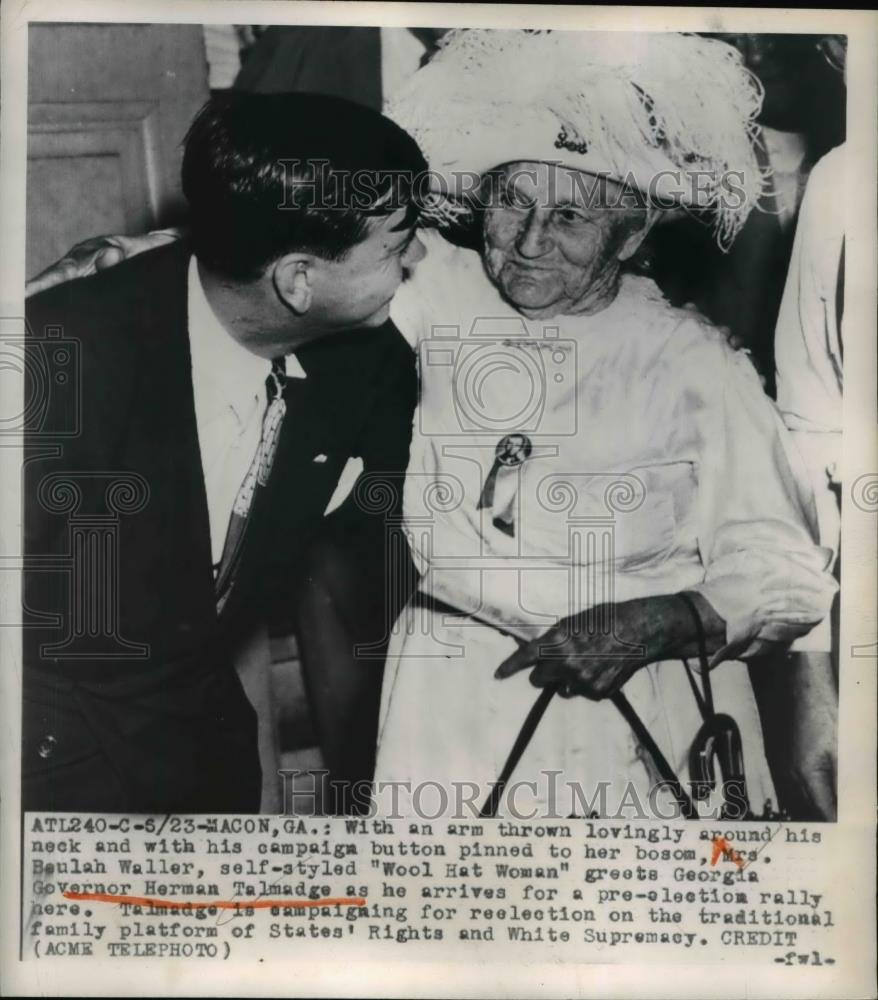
[373, 231, 836, 819]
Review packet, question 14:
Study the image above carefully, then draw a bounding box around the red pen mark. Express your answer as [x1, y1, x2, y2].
[63, 891, 366, 910]
[710, 836, 744, 869]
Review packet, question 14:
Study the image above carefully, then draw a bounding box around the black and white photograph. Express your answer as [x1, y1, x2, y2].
[19, 19, 850, 820]
[1, 3, 875, 997]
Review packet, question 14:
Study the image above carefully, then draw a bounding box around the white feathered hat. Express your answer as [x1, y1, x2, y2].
[388, 30, 767, 249]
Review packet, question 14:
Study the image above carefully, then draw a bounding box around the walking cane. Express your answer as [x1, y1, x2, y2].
[478, 686, 558, 819]
[478, 594, 745, 820]
[478, 686, 699, 819]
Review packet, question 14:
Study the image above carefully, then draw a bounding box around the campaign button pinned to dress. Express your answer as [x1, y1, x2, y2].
[478, 433, 534, 514]
[496, 433, 533, 467]
[37, 734, 57, 759]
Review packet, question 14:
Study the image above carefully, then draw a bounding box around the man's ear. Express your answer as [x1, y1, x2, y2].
[616, 208, 659, 263]
[274, 255, 313, 315]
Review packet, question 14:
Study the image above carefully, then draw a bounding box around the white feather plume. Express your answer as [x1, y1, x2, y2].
[388, 30, 767, 249]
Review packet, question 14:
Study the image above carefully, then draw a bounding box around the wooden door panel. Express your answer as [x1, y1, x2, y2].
[27, 101, 162, 276]
[27, 24, 208, 277]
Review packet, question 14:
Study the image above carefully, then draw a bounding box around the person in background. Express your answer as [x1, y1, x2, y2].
[23, 92, 424, 813]
[760, 37, 848, 818]
[234, 25, 448, 109]
[639, 33, 846, 395]
[775, 149, 845, 572]
[775, 36, 846, 577]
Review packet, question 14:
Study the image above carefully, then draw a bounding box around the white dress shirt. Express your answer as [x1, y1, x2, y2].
[186, 257, 306, 567]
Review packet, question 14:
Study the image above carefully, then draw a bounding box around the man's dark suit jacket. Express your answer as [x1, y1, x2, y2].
[23, 241, 416, 813]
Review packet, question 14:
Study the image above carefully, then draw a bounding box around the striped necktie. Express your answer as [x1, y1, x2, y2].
[214, 358, 287, 613]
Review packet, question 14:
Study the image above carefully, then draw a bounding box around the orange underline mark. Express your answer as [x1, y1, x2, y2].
[63, 891, 366, 910]
[710, 835, 744, 869]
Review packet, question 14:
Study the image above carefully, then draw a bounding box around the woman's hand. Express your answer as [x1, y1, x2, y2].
[495, 592, 727, 700]
[26, 229, 182, 297]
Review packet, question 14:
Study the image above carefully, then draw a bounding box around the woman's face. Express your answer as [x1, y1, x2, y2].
[482, 162, 648, 319]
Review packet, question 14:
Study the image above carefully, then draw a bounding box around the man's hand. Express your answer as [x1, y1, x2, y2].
[26, 229, 182, 297]
[495, 592, 727, 700]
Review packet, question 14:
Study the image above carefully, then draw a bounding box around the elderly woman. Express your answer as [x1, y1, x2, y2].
[369, 30, 837, 818]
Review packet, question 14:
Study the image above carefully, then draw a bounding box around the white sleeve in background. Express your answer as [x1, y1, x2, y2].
[774, 145, 844, 570]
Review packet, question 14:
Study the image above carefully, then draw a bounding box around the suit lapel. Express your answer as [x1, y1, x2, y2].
[121, 245, 217, 630]
[222, 327, 390, 617]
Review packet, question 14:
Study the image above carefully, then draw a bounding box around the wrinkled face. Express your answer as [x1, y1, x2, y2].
[311, 205, 426, 330]
[482, 162, 647, 319]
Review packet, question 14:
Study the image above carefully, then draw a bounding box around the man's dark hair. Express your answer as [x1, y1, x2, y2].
[181, 91, 428, 280]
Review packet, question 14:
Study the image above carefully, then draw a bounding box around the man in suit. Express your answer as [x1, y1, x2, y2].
[23, 91, 425, 813]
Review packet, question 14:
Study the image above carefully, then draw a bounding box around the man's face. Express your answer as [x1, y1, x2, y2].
[309, 206, 426, 330]
[482, 162, 646, 319]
